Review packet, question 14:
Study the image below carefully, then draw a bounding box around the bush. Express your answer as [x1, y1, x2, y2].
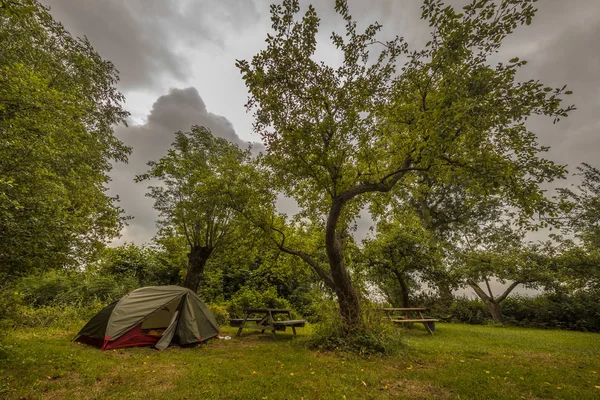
[1, 301, 104, 330]
[449, 296, 492, 325]
[208, 304, 229, 326]
[304, 300, 405, 356]
[414, 290, 600, 332]
[14, 270, 138, 307]
[501, 290, 600, 332]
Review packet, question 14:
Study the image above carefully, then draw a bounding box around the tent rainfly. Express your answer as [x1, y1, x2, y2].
[74, 286, 219, 350]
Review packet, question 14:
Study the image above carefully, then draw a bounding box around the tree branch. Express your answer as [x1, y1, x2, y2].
[496, 281, 520, 303]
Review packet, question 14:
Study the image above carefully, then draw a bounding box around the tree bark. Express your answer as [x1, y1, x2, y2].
[392, 270, 410, 308]
[183, 245, 212, 292]
[326, 198, 362, 331]
[486, 300, 503, 324]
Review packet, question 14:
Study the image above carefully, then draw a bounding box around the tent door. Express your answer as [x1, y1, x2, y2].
[155, 310, 179, 351]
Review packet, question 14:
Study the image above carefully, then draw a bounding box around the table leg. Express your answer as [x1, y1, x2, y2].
[268, 311, 276, 337]
[287, 311, 296, 335]
[237, 313, 250, 337]
[418, 311, 433, 335]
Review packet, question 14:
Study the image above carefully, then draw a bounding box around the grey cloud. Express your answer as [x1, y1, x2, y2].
[42, 0, 260, 89]
[110, 87, 262, 244]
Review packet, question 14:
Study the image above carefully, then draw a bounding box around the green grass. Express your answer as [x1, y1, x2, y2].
[1, 323, 599, 399]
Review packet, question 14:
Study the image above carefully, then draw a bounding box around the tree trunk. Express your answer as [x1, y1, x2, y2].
[467, 280, 504, 324]
[438, 283, 454, 308]
[183, 245, 212, 292]
[485, 300, 503, 324]
[326, 199, 362, 331]
[392, 270, 410, 308]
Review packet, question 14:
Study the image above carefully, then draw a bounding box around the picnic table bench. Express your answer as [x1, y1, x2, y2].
[380, 308, 439, 335]
[231, 308, 306, 337]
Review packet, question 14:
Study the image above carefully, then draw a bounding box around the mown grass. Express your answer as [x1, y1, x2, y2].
[1, 323, 599, 399]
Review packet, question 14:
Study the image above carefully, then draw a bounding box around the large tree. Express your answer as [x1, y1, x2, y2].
[136, 126, 257, 292]
[0, 0, 130, 279]
[237, 0, 574, 329]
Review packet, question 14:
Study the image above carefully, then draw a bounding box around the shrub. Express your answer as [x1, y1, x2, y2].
[449, 296, 491, 325]
[208, 304, 230, 326]
[304, 300, 405, 356]
[14, 270, 138, 307]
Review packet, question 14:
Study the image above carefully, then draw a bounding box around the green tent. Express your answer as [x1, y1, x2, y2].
[74, 286, 219, 350]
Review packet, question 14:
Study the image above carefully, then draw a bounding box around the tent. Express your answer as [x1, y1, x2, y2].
[74, 286, 219, 350]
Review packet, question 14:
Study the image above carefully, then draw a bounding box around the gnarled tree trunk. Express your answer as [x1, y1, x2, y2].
[326, 199, 362, 331]
[183, 245, 212, 292]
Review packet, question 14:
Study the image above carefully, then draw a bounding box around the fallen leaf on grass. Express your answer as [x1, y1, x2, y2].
[361, 381, 367, 387]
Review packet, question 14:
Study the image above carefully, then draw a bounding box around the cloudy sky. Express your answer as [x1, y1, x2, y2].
[42, 0, 599, 259]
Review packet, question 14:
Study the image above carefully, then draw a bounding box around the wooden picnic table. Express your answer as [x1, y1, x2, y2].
[380, 308, 439, 335]
[230, 308, 306, 337]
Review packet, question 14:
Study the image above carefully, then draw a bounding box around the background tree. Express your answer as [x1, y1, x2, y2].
[456, 220, 556, 323]
[0, 0, 130, 280]
[136, 125, 258, 292]
[362, 215, 443, 308]
[238, 0, 573, 329]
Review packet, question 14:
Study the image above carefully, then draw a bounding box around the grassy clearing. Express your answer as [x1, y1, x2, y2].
[1, 323, 599, 399]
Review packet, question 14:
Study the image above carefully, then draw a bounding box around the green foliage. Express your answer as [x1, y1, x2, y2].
[562, 163, 600, 249]
[448, 297, 493, 325]
[238, 0, 574, 329]
[207, 304, 230, 326]
[227, 286, 291, 318]
[305, 300, 405, 356]
[0, 0, 131, 279]
[3, 302, 104, 330]
[416, 291, 600, 332]
[136, 125, 264, 291]
[362, 214, 445, 307]
[501, 291, 600, 332]
[13, 270, 138, 308]
[95, 243, 181, 287]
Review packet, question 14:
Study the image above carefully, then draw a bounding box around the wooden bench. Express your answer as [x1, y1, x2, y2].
[234, 309, 306, 337]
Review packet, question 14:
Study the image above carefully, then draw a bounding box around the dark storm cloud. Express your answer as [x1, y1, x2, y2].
[42, 0, 260, 89]
[109, 88, 262, 244]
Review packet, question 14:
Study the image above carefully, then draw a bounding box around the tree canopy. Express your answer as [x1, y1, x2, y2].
[136, 125, 259, 292]
[0, 0, 130, 279]
[238, 0, 574, 329]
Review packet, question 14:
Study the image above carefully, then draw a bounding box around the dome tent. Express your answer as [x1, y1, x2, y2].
[74, 286, 219, 350]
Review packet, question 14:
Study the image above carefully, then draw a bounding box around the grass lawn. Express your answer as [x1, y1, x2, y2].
[1, 322, 599, 399]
